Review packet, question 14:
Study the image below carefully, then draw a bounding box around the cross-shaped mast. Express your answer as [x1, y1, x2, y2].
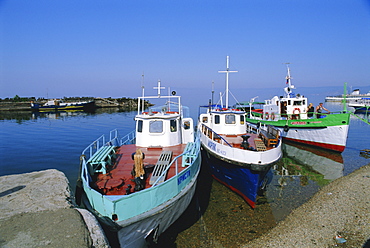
[218, 56, 237, 108]
[153, 80, 165, 97]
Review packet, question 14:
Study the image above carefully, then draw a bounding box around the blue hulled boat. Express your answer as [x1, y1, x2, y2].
[198, 57, 282, 208]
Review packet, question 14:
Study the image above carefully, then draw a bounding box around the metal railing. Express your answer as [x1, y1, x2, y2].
[200, 124, 232, 147]
[151, 136, 200, 187]
[82, 129, 119, 160]
[120, 130, 136, 145]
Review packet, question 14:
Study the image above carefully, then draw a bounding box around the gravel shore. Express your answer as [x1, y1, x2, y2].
[243, 164, 370, 248]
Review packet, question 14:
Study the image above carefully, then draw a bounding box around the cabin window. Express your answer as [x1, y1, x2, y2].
[202, 116, 208, 123]
[183, 121, 191, 130]
[225, 114, 235, 124]
[215, 115, 220, 124]
[240, 115, 244, 124]
[149, 120, 163, 133]
[137, 120, 143, 133]
[170, 119, 177, 132]
[288, 100, 291, 105]
[293, 101, 303, 106]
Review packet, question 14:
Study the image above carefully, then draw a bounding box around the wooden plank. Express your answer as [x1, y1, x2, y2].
[149, 151, 173, 185]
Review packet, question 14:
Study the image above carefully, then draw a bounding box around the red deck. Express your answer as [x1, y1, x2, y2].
[92, 144, 187, 196]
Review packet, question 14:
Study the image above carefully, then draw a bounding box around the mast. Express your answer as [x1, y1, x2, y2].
[284, 63, 295, 98]
[153, 80, 165, 97]
[211, 81, 214, 106]
[342, 82, 347, 112]
[219, 56, 237, 108]
[141, 73, 145, 112]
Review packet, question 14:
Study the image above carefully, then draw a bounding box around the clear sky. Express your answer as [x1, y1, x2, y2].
[1, 0, 370, 99]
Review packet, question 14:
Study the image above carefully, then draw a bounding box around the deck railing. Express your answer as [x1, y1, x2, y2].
[200, 124, 232, 147]
[248, 110, 347, 120]
[81, 129, 119, 160]
[120, 130, 136, 145]
[151, 135, 201, 187]
[81, 129, 200, 188]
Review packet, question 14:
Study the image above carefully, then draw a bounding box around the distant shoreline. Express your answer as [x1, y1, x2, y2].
[0, 97, 151, 111]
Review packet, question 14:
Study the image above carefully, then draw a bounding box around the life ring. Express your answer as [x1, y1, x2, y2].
[265, 112, 269, 120]
[271, 112, 275, 120]
[293, 108, 301, 115]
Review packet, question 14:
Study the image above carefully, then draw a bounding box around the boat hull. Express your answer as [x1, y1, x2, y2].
[201, 147, 271, 208]
[353, 107, 370, 113]
[115, 169, 199, 247]
[79, 135, 201, 248]
[247, 113, 350, 152]
[31, 101, 95, 111]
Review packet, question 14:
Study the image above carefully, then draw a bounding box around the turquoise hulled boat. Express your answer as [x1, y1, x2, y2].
[76, 82, 201, 247]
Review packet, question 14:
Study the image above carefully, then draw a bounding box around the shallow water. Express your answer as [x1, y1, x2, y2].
[1, 88, 369, 247]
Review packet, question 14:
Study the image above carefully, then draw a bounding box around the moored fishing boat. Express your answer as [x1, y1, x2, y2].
[245, 65, 350, 153]
[76, 82, 201, 247]
[31, 99, 96, 111]
[198, 57, 282, 208]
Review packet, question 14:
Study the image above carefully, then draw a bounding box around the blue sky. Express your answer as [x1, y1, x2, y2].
[1, 0, 370, 99]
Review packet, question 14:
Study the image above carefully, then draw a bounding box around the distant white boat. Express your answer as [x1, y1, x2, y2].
[325, 89, 370, 102]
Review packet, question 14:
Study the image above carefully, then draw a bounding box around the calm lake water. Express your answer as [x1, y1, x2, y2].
[1, 85, 369, 247]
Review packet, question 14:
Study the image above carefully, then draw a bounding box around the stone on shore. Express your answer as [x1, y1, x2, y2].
[243, 164, 370, 248]
[0, 169, 109, 248]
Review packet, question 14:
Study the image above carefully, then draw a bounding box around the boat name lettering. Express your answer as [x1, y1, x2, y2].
[217, 148, 226, 156]
[178, 170, 190, 185]
[208, 141, 216, 151]
[291, 122, 307, 125]
[310, 121, 322, 124]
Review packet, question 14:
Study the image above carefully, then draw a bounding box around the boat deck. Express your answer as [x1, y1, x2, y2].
[216, 133, 274, 151]
[91, 144, 187, 196]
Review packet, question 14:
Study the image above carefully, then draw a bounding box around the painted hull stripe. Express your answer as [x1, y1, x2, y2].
[283, 137, 345, 152]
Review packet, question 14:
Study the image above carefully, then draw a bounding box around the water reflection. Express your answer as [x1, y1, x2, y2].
[0, 107, 137, 122]
[266, 142, 344, 222]
[280, 142, 344, 181]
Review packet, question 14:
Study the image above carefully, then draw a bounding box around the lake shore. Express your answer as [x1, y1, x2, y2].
[0, 164, 369, 247]
[0, 97, 142, 111]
